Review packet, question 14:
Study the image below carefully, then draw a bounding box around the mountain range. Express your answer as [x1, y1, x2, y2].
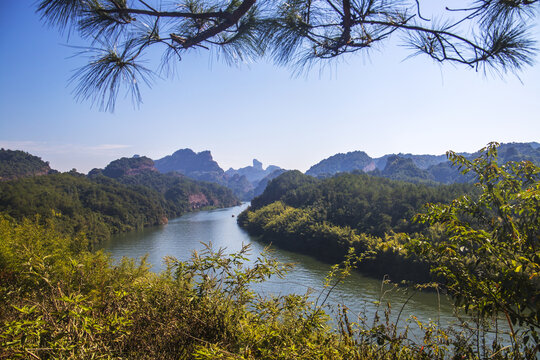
[306, 142, 540, 184]
[153, 149, 284, 200]
[2, 142, 538, 202]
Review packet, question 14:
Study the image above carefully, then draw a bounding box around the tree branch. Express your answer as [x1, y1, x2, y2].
[171, 0, 256, 49]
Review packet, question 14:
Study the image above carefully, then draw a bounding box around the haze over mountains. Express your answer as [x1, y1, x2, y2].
[2, 142, 538, 202]
[307, 142, 540, 184]
[153, 149, 284, 200]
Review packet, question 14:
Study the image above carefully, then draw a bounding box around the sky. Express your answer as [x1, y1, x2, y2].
[0, 2, 539, 173]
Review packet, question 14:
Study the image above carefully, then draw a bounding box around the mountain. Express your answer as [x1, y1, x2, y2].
[87, 156, 159, 178]
[90, 156, 240, 211]
[496, 142, 540, 163]
[226, 159, 282, 185]
[0, 149, 54, 181]
[306, 142, 540, 184]
[154, 149, 226, 184]
[380, 155, 435, 184]
[154, 149, 283, 200]
[373, 153, 448, 170]
[306, 151, 374, 177]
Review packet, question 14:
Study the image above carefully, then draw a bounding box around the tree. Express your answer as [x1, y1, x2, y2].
[37, 0, 538, 111]
[411, 143, 540, 346]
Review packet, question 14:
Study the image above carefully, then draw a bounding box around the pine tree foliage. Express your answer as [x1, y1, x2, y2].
[37, 0, 538, 110]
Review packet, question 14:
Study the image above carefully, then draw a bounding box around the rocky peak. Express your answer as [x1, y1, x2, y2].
[155, 148, 223, 175]
[253, 159, 263, 170]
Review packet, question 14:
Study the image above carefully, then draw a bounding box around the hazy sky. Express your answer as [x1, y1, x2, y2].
[1, 2, 539, 173]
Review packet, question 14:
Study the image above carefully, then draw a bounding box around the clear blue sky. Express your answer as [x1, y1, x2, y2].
[1, 2, 539, 173]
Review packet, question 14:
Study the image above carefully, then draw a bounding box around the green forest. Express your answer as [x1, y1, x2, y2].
[238, 169, 473, 281]
[0, 149, 54, 181]
[0, 152, 239, 247]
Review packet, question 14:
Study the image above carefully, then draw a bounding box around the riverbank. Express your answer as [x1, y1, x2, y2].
[237, 201, 433, 284]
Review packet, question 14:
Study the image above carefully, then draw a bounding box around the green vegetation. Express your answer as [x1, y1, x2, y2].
[1, 215, 537, 359]
[0, 170, 239, 247]
[239, 170, 472, 281]
[0, 173, 169, 247]
[411, 143, 540, 347]
[0, 149, 52, 181]
[0, 144, 537, 358]
[237, 144, 540, 355]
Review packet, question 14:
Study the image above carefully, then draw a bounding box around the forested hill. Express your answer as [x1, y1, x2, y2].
[0, 153, 240, 247]
[0, 173, 169, 247]
[306, 151, 374, 176]
[238, 170, 473, 281]
[0, 149, 54, 181]
[91, 156, 240, 211]
[245, 171, 472, 237]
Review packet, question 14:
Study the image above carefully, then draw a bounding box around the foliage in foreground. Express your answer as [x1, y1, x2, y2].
[411, 143, 540, 348]
[1, 215, 538, 359]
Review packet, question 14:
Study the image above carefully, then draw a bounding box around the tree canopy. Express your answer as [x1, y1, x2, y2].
[37, 0, 539, 110]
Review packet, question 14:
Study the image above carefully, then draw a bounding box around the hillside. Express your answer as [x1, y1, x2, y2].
[0, 172, 169, 247]
[92, 156, 240, 212]
[306, 151, 373, 177]
[0, 149, 53, 181]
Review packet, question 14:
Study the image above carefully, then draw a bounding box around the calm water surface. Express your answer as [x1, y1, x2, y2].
[101, 204, 457, 333]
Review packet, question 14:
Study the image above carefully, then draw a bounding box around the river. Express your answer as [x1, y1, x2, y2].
[100, 204, 458, 335]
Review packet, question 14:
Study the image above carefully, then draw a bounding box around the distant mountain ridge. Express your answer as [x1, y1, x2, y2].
[226, 159, 282, 184]
[154, 149, 283, 200]
[2, 142, 536, 204]
[306, 142, 540, 184]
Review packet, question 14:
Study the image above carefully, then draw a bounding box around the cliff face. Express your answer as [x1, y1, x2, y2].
[154, 149, 224, 180]
[188, 193, 210, 208]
